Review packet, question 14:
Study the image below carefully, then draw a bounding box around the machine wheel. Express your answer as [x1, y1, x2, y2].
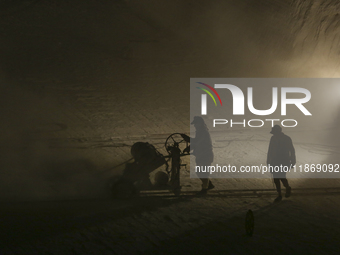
[164, 133, 189, 154]
[154, 171, 170, 187]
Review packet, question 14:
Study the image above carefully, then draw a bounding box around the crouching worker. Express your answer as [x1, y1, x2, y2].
[181, 116, 214, 195]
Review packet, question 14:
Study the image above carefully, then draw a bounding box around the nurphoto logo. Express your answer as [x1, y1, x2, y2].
[195, 81, 312, 128]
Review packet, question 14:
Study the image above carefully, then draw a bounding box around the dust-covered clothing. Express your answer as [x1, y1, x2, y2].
[267, 132, 296, 171]
[191, 128, 214, 163]
[191, 128, 214, 189]
[267, 132, 295, 195]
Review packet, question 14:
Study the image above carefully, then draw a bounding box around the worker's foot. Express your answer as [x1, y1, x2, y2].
[208, 181, 215, 190]
[285, 186, 292, 198]
[274, 195, 282, 203]
[197, 189, 208, 196]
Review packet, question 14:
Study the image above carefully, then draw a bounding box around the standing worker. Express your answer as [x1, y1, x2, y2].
[182, 116, 214, 195]
[267, 125, 296, 202]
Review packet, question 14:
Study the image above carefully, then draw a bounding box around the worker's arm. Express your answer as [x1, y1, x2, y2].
[288, 137, 296, 166]
[181, 134, 192, 154]
[181, 133, 191, 142]
[267, 137, 274, 165]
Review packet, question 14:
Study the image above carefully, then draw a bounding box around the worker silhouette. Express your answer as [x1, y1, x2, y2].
[267, 125, 295, 202]
[182, 116, 214, 195]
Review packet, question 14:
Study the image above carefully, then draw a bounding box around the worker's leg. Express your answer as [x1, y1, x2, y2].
[280, 178, 291, 197]
[200, 178, 210, 189]
[273, 173, 283, 202]
[273, 178, 282, 196]
[280, 178, 289, 187]
[196, 159, 213, 195]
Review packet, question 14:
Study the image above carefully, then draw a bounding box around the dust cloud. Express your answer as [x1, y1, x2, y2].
[0, 0, 340, 200]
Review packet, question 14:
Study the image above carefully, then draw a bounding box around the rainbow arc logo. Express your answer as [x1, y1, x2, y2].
[196, 82, 222, 106]
[196, 82, 222, 110]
